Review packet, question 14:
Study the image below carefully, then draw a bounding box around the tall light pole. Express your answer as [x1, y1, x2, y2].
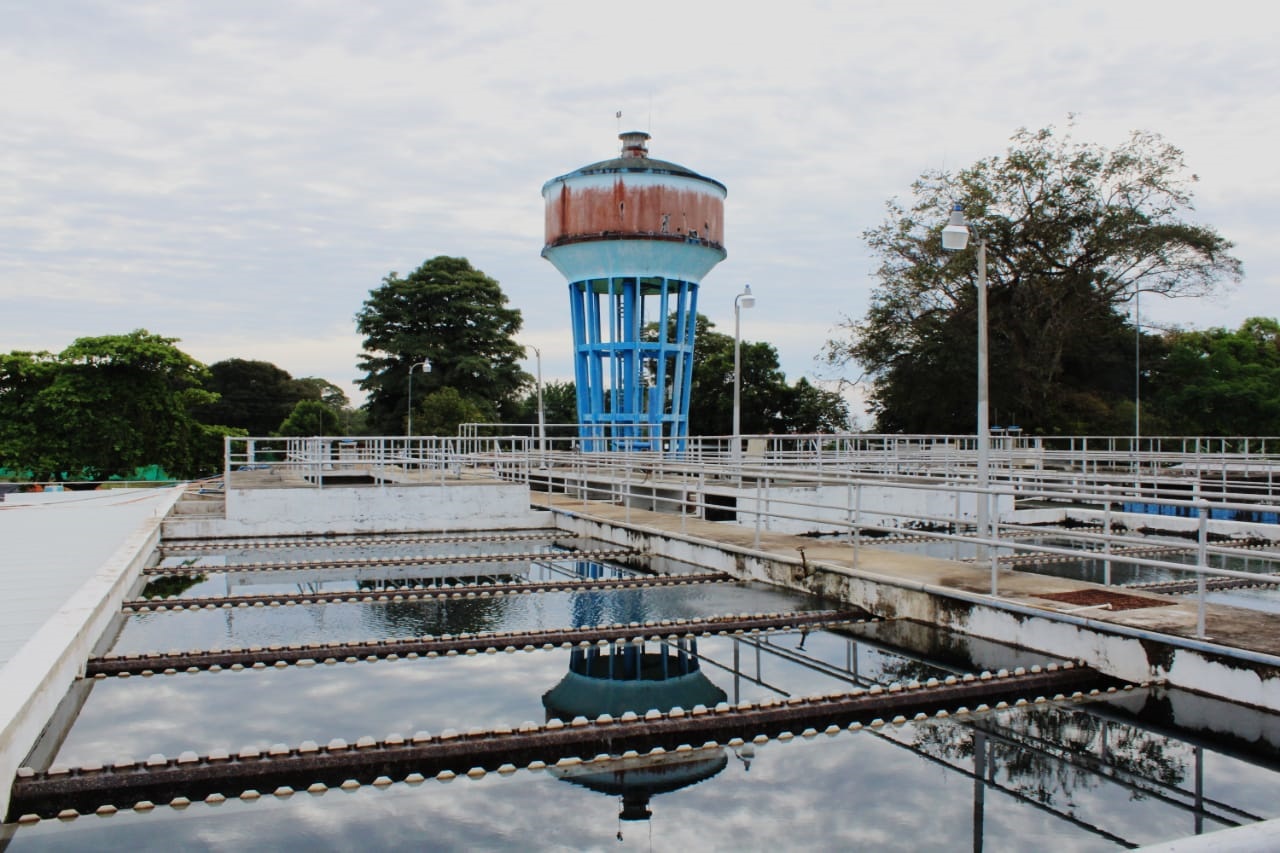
[1134, 288, 1141, 442]
[406, 359, 431, 437]
[525, 344, 546, 459]
[941, 203, 996, 593]
[732, 284, 756, 464]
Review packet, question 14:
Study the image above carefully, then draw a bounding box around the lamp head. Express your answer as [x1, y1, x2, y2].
[941, 203, 971, 251]
[738, 284, 756, 310]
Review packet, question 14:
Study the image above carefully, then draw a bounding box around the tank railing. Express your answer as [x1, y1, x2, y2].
[224, 435, 534, 488]
[514, 435, 1280, 511]
[224, 434, 1280, 636]
[461, 429, 1280, 495]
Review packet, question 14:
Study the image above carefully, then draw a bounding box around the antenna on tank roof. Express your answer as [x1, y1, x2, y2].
[616, 110, 622, 134]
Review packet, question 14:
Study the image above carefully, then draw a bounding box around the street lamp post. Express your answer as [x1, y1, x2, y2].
[406, 359, 432, 438]
[732, 284, 756, 464]
[526, 345, 546, 462]
[941, 203, 996, 593]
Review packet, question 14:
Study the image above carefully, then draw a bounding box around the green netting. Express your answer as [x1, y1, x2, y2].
[107, 464, 171, 481]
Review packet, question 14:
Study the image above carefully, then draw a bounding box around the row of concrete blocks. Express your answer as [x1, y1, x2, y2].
[122, 572, 731, 612]
[59, 662, 1090, 774]
[159, 532, 563, 552]
[94, 610, 842, 662]
[15, 668, 1137, 823]
[141, 548, 635, 575]
[90, 620, 867, 678]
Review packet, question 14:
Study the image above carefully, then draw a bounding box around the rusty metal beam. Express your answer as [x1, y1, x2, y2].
[86, 610, 867, 676]
[1126, 575, 1280, 595]
[142, 548, 636, 575]
[159, 532, 565, 553]
[9, 665, 1113, 820]
[124, 572, 735, 613]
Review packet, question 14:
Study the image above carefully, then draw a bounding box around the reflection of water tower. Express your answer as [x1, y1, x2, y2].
[543, 637, 729, 829]
[542, 132, 727, 450]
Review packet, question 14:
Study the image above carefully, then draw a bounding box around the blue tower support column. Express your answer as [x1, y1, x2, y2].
[568, 275, 701, 451]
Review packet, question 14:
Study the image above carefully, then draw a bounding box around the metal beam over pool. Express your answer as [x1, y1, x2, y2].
[86, 610, 866, 676]
[10, 665, 1114, 820]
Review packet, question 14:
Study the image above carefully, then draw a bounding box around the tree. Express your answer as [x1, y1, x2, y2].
[514, 380, 580, 437]
[196, 359, 318, 436]
[0, 331, 229, 480]
[0, 350, 61, 478]
[355, 256, 529, 434]
[294, 377, 366, 434]
[1148, 318, 1280, 435]
[276, 399, 343, 436]
[787, 378, 850, 434]
[295, 377, 350, 410]
[648, 315, 849, 435]
[825, 123, 1242, 434]
[412, 387, 488, 436]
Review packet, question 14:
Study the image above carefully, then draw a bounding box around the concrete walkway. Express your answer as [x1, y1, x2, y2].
[0, 485, 183, 818]
[532, 492, 1280, 660]
[0, 488, 179, 668]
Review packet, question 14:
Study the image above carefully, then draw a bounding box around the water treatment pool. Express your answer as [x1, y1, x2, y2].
[5, 531, 1280, 851]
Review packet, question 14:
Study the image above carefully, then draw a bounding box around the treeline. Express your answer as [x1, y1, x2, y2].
[0, 331, 360, 481]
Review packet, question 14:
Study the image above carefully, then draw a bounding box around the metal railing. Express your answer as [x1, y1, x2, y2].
[223, 435, 535, 488]
[222, 432, 1280, 639]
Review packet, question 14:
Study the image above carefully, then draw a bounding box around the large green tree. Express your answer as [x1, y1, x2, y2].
[195, 358, 318, 436]
[825, 123, 1242, 434]
[0, 331, 228, 480]
[1148, 318, 1280, 435]
[276, 399, 343, 436]
[0, 350, 61, 478]
[355, 256, 528, 434]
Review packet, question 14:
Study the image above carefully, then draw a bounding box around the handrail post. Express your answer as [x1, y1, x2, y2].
[1196, 489, 1209, 639]
[1103, 486, 1113, 586]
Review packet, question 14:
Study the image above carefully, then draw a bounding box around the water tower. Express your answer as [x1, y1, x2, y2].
[541, 131, 727, 450]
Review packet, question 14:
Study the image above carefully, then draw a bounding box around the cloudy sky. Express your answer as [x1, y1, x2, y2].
[3, 1, 1276, 422]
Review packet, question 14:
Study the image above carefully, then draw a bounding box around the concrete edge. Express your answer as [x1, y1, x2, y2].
[1132, 817, 1280, 851]
[0, 485, 184, 820]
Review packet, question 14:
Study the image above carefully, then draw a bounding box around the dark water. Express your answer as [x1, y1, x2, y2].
[6, 537, 1280, 851]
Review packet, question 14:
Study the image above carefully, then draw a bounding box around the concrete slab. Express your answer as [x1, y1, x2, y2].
[0, 488, 179, 668]
[0, 485, 183, 818]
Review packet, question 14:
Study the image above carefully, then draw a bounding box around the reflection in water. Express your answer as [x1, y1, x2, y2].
[553, 748, 729, 833]
[544, 641, 727, 720]
[543, 639, 729, 833]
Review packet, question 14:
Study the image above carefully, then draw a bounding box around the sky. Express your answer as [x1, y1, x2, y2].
[3, 0, 1277, 425]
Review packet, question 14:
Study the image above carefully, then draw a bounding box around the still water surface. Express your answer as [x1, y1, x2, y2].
[7, 538, 1280, 851]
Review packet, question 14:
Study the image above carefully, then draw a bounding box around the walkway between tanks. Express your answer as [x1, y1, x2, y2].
[531, 492, 1280, 662]
[0, 488, 182, 669]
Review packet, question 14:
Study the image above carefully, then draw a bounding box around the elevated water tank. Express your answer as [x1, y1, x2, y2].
[542, 131, 727, 450]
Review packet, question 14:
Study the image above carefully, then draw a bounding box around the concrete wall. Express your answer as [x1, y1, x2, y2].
[730, 483, 1015, 535]
[165, 482, 550, 538]
[0, 486, 182, 819]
